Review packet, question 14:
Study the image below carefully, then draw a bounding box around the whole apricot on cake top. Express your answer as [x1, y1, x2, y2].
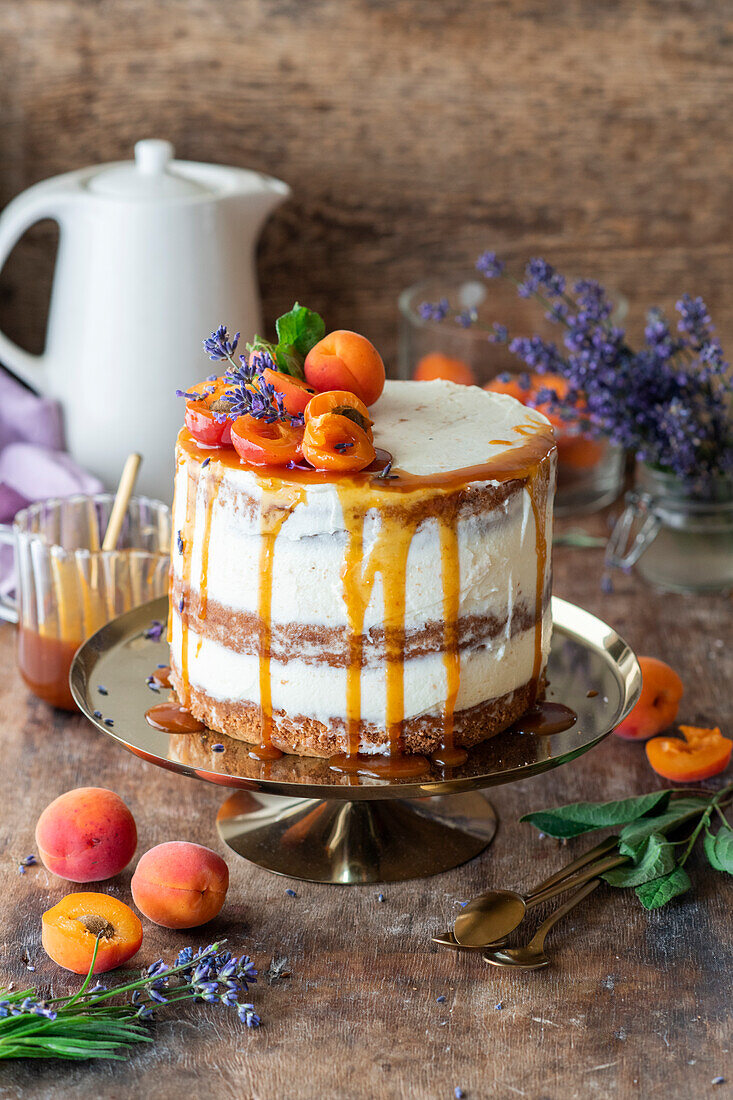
[413, 353, 476, 386]
[42, 892, 143, 974]
[304, 330, 385, 406]
[131, 841, 229, 929]
[613, 656, 684, 740]
[35, 787, 137, 882]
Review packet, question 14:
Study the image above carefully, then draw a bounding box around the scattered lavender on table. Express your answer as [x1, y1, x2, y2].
[143, 620, 165, 642]
[422, 255, 733, 485]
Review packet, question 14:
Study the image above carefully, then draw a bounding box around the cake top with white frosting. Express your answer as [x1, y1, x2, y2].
[370, 380, 551, 477]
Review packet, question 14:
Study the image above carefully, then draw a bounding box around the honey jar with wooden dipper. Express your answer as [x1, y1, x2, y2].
[0, 455, 170, 710]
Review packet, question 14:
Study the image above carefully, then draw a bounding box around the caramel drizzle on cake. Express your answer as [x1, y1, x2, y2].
[177, 455, 199, 707]
[255, 482, 305, 756]
[198, 468, 222, 622]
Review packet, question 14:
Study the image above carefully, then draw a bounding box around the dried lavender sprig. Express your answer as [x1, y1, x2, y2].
[203, 325, 240, 362]
[143, 620, 164, 642]
[0, 939, 262, 1060]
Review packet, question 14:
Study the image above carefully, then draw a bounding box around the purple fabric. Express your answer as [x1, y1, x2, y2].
[0, 370, 102, 524]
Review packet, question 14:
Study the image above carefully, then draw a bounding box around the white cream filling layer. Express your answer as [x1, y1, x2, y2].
[170, 606, 551, 749]
[172, 471, 552, 633]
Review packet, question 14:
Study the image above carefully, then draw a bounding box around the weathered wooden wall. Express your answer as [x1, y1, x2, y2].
[1, 0, 732, 368]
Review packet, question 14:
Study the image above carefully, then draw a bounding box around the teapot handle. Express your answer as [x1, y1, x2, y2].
[0, 182, 70, 390]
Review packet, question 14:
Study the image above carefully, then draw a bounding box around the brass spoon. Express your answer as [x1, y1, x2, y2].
[482, 878, 600, 969]
[431, 929, 508, 951]
[453, 834, 623, 948]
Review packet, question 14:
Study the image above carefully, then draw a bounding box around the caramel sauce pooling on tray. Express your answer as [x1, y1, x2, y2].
[171, 423, 556, 766]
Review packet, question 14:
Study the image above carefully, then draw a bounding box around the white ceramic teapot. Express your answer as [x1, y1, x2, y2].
[0, 140, 290, 501]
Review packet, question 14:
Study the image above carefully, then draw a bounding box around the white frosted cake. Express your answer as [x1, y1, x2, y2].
[168, 379, 556, 759]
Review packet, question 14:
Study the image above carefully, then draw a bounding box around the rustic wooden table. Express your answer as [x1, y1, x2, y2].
[0, 518, 731, 1100]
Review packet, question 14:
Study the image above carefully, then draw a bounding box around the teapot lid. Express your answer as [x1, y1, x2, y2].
[87, 140, 212, 200]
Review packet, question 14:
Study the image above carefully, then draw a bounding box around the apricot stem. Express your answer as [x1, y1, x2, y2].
[62, 935, 103, 1010]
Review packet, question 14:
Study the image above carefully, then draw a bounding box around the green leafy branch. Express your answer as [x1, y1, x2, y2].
[247, 303, 325, 380]
[521, 784, 733, 910]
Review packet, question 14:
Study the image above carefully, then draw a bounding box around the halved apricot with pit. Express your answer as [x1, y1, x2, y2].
[304, 390, 373, 440]
[302, 412, 376, 472]
[42, 892, 143, 974]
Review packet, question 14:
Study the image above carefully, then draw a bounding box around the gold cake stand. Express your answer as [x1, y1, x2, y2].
[70, 596, 640, 884]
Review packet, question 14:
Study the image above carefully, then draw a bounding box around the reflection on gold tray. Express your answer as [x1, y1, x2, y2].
[71, 595, 640, 800]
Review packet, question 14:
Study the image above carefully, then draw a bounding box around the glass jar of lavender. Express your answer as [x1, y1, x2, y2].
[397, 277, 627, 516]
[606, 464, 733, 594]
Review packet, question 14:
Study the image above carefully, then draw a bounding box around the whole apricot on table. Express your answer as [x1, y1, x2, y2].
[646, 725, 732, 783]
[413, 353, 476, 386]
[304, 330, 385, 406]
[131, 841, 229, 928]
[35, 787, 137, 882]
[42, 892, 143, 974]
[613, 656, 684, 740]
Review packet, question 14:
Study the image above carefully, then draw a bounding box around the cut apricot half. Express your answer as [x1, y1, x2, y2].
[260, 368, 316, 417]
[42, 892, 143, 974]
[230, 414, 304, 467]
[304, 390, 374, 440]
[302, 412, 376, 472]
[646, 725, 732, 783]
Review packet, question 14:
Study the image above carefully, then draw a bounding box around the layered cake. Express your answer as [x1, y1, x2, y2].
[167, 312, 556, 762]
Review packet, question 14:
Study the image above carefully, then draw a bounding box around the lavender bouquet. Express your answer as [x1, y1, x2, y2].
[423, 254, 733, 488]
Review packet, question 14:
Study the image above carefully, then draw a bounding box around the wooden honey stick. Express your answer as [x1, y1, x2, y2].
[102, 453, 142, 551]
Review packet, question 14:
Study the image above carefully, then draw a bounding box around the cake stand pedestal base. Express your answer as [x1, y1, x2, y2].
[216, 790, 498, 884]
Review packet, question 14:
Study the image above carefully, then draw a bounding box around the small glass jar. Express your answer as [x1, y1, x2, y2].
[606, 464, 733, 594]
[397, 276, 628, 516]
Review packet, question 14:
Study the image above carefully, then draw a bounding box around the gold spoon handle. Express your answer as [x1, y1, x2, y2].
[525, 834, 619, 902]
[527, 878, 601, 953]
[528, 851, 627, 907]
